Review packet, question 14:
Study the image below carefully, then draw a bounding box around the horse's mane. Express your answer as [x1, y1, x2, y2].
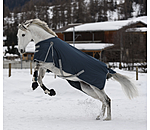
[24, 19, 58, 37]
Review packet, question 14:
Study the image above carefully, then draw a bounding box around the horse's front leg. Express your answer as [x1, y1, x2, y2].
[32, 64, 40, 90]
[38, 67, 56, 96]
[32, 64, 56, 96]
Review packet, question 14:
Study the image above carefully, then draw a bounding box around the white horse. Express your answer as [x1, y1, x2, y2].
[17, 19, 138, 121]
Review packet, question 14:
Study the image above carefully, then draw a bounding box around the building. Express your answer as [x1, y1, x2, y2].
[60, 16, 147, 62]
[18, 16, 147, 63]
[22, 41, 35, 61]
[55, 23, 82, 40]
[70, 43, 113, 60]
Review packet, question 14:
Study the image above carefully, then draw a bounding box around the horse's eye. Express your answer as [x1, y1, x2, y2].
[22, 34, 25, 37]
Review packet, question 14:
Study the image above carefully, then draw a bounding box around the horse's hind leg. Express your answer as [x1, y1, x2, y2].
[103, 95, 111, 121]
[90, 86, 111, 120]
[96, 103, 106, 120]
[80, 82, 107, 120]
[80, 81, 100, 99]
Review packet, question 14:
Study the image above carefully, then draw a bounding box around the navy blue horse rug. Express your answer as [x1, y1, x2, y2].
[34, 37, 116, 90]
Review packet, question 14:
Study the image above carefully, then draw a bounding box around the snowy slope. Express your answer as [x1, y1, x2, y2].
[3, 69, 146, 130]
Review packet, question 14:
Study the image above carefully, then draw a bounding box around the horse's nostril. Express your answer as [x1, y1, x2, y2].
[20, 49, 24, 53]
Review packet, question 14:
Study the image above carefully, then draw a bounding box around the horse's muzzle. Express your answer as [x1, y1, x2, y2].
[19, 49, 26, 54]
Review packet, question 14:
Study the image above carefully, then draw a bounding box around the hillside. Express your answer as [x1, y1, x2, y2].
[3, 0, 147, 55]
[4, 0, 54, 11]
[4, 0, 30, 11]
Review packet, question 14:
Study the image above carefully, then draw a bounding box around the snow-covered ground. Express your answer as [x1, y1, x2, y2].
[3, 69, 147, 130]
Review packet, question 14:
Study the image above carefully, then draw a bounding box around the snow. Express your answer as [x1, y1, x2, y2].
[3, 68, 146, 130]
[3, 36, 7, 41]
[128, 16, 147, 24]
[3, 46, 8, 53]
[126, 27, 147, 32]
[5, 53, 18, 57]
[70, 43, 114, 50]
[65, 16, 147, 32]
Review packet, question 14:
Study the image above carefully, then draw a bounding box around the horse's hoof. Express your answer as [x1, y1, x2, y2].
[32, 82, 39, 90]
[49, 89, 56, 96]
[96, 115, 101, 120]
[96, 117, 100, 120]
[103, 117, 111, 121]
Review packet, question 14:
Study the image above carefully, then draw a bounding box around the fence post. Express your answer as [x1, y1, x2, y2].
[20, 54, 23, 69]
[136, 66, 138, 80]
[30, 61, 32, 75]
[9, 63, 11, 77]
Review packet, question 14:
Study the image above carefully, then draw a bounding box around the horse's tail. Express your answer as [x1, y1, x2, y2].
[108, 68, 138, 99]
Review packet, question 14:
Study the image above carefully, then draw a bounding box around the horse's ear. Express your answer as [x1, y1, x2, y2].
[18, 23, 28, 31]
[24, 19, 33, 27]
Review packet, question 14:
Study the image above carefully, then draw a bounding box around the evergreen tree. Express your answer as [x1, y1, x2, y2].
[69, 0, 86, 23]
[66, 0, 72, 24]
[124, 0, 134, 19]
[4, 4, 11, 17]
[98, 0, 108, 22]
[72, 1, 77, 23]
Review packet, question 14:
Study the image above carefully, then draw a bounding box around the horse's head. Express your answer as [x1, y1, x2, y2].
[17, 19, 57, 54]
[17, 20, 33, 54]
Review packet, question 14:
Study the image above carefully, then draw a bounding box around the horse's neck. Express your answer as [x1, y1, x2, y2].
[29, 25, 55, 44]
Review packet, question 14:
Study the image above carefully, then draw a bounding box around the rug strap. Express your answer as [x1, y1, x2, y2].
[44, 42, 54, 62]
[58, 59, 84, 79]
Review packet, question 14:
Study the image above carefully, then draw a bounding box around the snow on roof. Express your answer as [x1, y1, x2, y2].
[65, 16, 147, 32]
[3, 36, 7, 40]
[126, 27, 147, 32]
[70, 43, 114, 50]
[4, 53, 18, 57]
[25, 42, 35, 52]
[3, 46, 8, 52]
[128, 16, 147, 24]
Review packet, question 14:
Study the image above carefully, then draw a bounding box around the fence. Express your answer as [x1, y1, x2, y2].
[108, 62, 147, 73]
[3, 60, 36, 69]
[4, 60, 142, 80]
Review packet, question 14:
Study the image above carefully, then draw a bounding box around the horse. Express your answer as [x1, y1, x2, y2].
[17, 19, 138, 121]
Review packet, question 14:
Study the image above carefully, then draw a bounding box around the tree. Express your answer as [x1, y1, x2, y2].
[66, 0, 72, 24]
[98, 0, 108, 22]
[88, 0, 99, 22]
[4, 4, 11, 17]
[124, 0, 134, 19]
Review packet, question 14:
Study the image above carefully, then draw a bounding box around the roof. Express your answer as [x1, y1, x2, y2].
[65, 16, 147, 32]
[55, 23, 82, 33]
[70, 43, 114, 50]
